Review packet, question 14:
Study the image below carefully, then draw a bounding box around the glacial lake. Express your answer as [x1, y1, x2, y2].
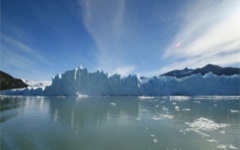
[0, 96, 239, 150]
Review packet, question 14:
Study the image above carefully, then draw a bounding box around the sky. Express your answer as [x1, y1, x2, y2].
[1, 0, 240, 81]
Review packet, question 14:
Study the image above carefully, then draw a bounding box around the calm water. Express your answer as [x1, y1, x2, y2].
[0, 96, 239, 150]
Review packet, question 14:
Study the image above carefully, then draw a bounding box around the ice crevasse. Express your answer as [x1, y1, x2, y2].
[1, 67, 239, 96]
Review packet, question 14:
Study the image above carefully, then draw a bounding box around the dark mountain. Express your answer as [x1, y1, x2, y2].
[0, 71, 28, 90]
[161, 64, 240, 78]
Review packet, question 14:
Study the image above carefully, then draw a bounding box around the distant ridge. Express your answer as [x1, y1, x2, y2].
[160, 64, 240, 78]
[0, 71, 28, 90]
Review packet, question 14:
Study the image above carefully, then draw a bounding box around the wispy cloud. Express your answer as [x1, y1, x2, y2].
[1, 34, 52, 65]
[1, 30, 53, 80]
[112, 65, 136, 76]
[160, 0, 240, 72]
[79, 0, 135, 75]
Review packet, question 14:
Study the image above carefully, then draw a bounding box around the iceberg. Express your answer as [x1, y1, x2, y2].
[1, 67, 239, 96]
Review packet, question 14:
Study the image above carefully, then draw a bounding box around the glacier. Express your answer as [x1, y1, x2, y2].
[1, 67, 239, 96]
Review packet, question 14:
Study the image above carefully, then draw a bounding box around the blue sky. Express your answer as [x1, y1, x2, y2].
[1, 0, 240, 81]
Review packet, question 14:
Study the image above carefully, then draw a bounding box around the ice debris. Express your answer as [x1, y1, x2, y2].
[151, 114, 174, 120]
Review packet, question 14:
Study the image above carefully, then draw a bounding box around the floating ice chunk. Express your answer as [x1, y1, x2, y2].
[160, 101, 166, 103]
[170, 96, 190, 101]
[214, 104, 218, 107]
[216, 145, 227, 149]
[182, 108, 191, 111]
[184, 117, 229, 137]
[186, 118, 229, 131]
[175, 106, 180, 111]
[110, 102, 116, 106]
[150, 134, 155, 137]
[151, 114, 174, 120]
[162, 106, 168, 111]
[172, 102, 177, 105]
[215, 144, 237, 150]
[230, 109, 239, 113]
[228, 144, 238, 150]
[194, 101, 201, 104]
[76, 92, 89, 98]
[153, 138, 157, 143]
[136, 117, 141, 120]
[155, 105, 159, 108]
[179, 130, 187, 135]
[219, 130, 225, 134]
[56, 96, 66, 99]
[207, 139, 218, 143]
[138, 96, 155, 100]
[145, 127, 149, 132]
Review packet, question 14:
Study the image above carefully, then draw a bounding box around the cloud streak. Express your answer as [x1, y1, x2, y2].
[79, 0, 135, 75]
[1, 34, 52, 65]
[1, 32, 53, 80]
[160, 0, 240, 73]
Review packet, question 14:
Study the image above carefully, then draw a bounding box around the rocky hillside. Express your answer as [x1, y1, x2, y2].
[0, 71, 28, 90]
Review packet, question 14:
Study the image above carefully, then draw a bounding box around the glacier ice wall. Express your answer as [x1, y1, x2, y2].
[44, 67, 140, 96]
[1, 67, 239, 96]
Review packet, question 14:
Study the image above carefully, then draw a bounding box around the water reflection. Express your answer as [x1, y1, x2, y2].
[0, 97, 25, 123]
[48, 96, 140, 132]
[0, 96, 48, 123]
[1, 96, 239, 150]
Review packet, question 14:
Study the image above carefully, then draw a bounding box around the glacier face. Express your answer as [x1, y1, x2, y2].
[1, 67, 240, 96]
[44, 68, 140, 96]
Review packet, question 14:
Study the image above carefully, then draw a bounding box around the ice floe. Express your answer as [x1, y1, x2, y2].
[175, 106, 180, 111]
[184, 117, 229, 137]
[76, 92, 89, 98]
[207, 139, 218, 143]
[110, 102, 117, 106]
[194, 101, 201, 104]
[219, 130, 225, 134]
[170, 96, 190, 101]
[228, 144, 238, 150]
[151, 114, 174, 120]
[162, 106, 168, 111]
[153, 138, 157, 143]
[182, 108, 191, 111]
[230, 109, 239, 113]
[138, 96, 155, 100]
[216, 144, 228, 149]
[216, 144, 238, 150]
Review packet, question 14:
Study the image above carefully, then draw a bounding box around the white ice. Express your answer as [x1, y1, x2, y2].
[1, 67, 240, 96]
